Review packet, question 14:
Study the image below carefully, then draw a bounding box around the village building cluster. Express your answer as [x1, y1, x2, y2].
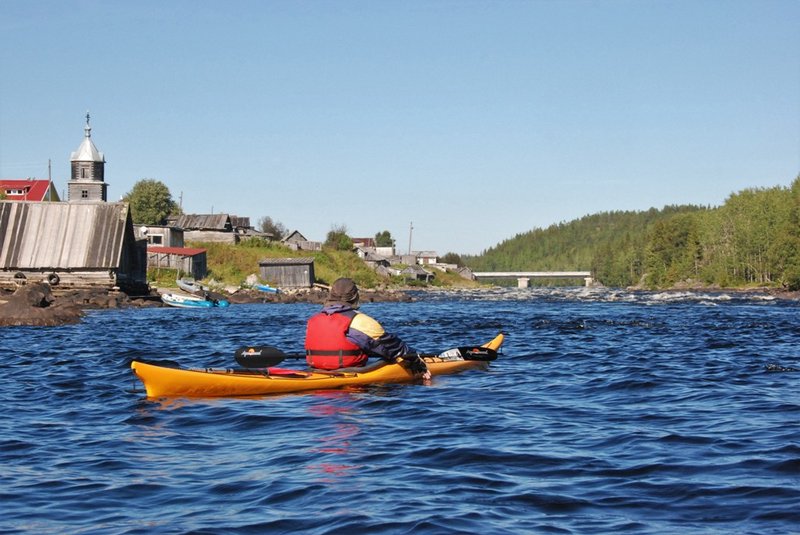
[1, 116, 473, 293]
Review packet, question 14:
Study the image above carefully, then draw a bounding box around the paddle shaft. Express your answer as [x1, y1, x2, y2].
[234, 345, 497, 368]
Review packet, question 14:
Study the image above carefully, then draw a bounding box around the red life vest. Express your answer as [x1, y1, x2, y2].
[305, 311, 369, 369]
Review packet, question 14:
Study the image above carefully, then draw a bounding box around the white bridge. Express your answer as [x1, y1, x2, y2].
[473, 271, 593, 288]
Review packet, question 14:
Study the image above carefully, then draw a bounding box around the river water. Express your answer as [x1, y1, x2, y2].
[1, 288, 798, 534]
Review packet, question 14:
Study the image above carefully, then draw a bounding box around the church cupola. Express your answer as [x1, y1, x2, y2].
[68, 112, 108, 202]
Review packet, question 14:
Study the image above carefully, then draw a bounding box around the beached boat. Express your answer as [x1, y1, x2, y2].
[254, 283, 280, 294]
[131, 334, 504, 398]
[161, 292, 230, 309]
[176, 278, 210, 295]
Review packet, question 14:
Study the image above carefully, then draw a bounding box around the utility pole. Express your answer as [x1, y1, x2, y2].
[408, 221, 413, 255]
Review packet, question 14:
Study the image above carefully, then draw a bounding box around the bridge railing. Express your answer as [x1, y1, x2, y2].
[472, 271, 593, 288]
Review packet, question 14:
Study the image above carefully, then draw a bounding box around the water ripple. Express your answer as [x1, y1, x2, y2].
[1, 290, 799, 534]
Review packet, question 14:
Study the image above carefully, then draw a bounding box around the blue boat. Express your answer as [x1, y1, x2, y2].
[161, 292, 230, 308]
[254, 283, 280, 294]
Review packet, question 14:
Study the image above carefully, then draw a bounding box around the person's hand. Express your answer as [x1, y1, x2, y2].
[407, 355, 431, 382]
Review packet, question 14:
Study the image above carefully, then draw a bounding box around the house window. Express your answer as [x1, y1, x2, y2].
[81, 190, 89, 198]
[150, 235, 163, 245]
[81, 167, 88, 179]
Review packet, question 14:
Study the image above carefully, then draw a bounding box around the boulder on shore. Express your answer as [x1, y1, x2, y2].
[0, 282, 414, 327]
[225, 286, 413, 305]
[0, 283, 84, 327]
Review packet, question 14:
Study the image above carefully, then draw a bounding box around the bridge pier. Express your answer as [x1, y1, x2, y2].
[584, 277, 594, 287]
[517, 277, 530, 289]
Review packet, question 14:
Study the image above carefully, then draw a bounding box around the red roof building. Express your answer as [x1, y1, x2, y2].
[146, 246, 208, 280]
[0, 179, 61, 202]
[146, 246, 207, 257]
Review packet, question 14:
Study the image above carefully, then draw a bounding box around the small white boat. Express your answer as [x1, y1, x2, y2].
[161, 292, 229, 309]
[176, 278, 210, 295]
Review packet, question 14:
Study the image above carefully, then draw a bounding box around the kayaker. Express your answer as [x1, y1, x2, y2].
[305, 277, 431, 380]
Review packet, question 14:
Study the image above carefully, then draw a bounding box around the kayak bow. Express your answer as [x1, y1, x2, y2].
[131, 333, 504, 398]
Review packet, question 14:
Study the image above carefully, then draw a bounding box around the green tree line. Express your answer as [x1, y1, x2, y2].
[464, 176, 800, 290]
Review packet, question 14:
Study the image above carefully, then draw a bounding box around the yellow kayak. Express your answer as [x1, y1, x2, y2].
[131, 333, 504, 398]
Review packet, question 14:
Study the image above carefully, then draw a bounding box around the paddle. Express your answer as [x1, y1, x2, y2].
[234, 346, 297, 368]
[234, 345, 498, 368]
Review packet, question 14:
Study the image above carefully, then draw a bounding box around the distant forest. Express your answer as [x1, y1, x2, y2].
[455, 176, 800, 290]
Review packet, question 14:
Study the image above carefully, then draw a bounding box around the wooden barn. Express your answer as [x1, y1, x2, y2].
[0, 201, 148, 293]
[258, 257, 315, 288]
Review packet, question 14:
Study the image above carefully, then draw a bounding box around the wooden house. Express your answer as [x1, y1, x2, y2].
[282, 230, 307, 244]
[258, 257, 315, 288]
[363, 251, 391, 270]
[0, 179, 61, 202]
[282, 230, 322, 251]
[171, 213, 236, 244]
[135, 224, 184, 247]
[0, 201, 147, 293]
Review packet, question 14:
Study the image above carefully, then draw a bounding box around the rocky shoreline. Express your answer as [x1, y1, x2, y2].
[0, 283, 413, 327]
[1, 282, 796, 327]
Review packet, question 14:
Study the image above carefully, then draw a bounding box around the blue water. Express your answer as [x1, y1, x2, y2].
[1, 288, 799, 534]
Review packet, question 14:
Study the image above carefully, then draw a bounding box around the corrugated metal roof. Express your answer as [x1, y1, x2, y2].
[173, 214, 232, 231]
[0, 201, 130, 269]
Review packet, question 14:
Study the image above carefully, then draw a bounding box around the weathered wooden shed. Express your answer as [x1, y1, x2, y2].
[0, 201, 148, 293]
[258, 257, 315, 288]
[402, 264, 435, 282]
[362, 251, 391, 270]
[146, 246, 207, 280]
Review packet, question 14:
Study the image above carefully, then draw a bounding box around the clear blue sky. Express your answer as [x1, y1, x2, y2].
[1, 1, 798, 255]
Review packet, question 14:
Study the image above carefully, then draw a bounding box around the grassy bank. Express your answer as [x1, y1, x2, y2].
[147, 241, 480, 290]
